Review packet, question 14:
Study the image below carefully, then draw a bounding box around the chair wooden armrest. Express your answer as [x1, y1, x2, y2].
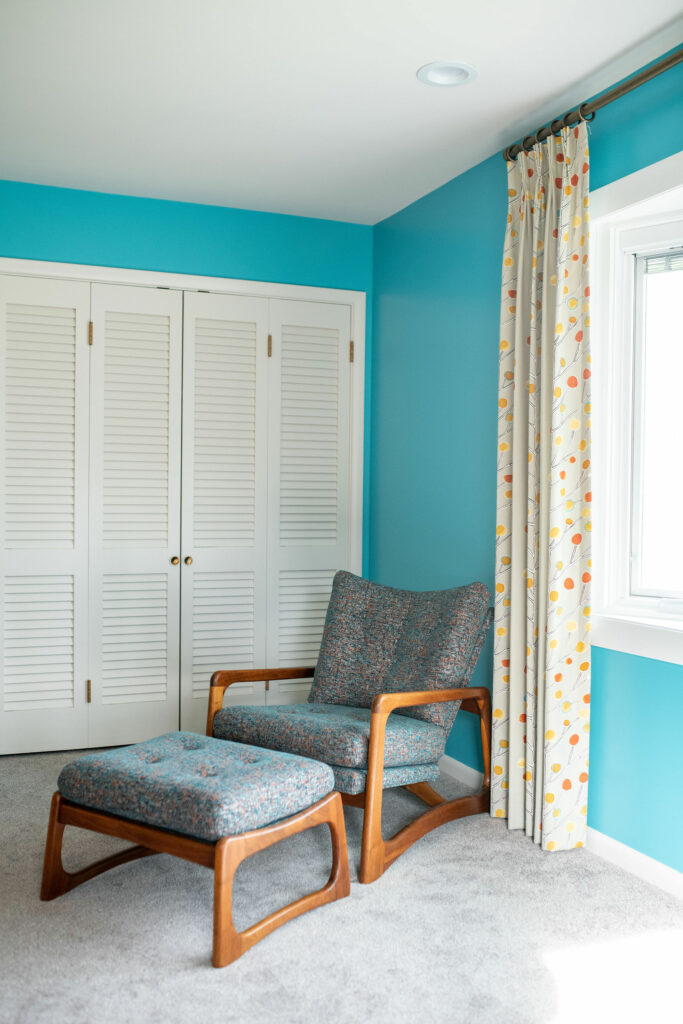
[206, 667, 316, 736]
[371, 685, 490, 716]
[368, 685, 491, 789]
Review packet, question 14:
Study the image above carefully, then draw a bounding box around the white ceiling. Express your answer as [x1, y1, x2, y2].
[1, 1, 682, 225]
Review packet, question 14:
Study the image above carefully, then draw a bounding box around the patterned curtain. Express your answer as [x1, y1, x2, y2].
[491, 122, 592, 851]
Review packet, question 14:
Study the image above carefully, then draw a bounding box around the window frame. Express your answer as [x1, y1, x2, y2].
[591, 153, 683, 665]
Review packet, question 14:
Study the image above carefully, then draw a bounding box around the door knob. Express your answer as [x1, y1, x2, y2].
[170, 556, 180, 565]
[184, 556, 193, 565]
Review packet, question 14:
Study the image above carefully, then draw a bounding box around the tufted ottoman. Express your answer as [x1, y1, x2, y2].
[40, 732, 350, 967]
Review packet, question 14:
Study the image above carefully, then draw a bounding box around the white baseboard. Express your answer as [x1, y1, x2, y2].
[439, 755, 682, 901]
[439, 753, 484, 789]
[586, 827, 683, 901]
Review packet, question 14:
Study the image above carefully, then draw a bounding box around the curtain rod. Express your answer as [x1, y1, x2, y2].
[502, 45, 683, 161]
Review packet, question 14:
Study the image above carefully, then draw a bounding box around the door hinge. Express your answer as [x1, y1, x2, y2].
[88, 321, 93, 346]
[349, 340, 354, 363]
[267, 334, 272, 358]
[86, 679, 92, 703]
[265, 680, 269, 692]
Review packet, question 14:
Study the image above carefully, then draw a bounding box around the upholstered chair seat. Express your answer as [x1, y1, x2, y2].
[212, 702, 447, 769]
[212, 702, 446, 795]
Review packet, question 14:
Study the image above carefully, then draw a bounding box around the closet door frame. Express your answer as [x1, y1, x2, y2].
[0, 258, 365, 730]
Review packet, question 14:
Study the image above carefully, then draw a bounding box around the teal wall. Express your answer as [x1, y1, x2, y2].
[0, 180, 374, 567]
[590, 646, 683, 872]
[0, 180, 373, 291]
[371, 50, 683, 871]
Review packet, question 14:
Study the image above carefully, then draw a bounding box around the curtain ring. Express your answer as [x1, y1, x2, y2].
[549, 118, 564, 134]
[522, 135, 536, 152]
[561, 110, 575, 128]
[534, 127, 546, 145]
[578, 102, 596, 122]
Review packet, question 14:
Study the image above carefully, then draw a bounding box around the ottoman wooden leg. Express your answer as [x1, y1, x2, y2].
[212, 791, 350, 968]
[41, 792, 157, 901]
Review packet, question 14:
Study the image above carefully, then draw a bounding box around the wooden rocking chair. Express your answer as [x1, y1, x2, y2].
[206, 571, 493, 884]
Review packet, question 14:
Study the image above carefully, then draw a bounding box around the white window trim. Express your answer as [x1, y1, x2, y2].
[591, 150, 683, 665]
[0, 256, 367, 577]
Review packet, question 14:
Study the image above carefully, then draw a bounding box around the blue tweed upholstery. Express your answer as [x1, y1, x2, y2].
[308, 571, 492, 731]
[58, 732, 334, 842]
[212, 702, 446, 768]
[331, 762, 441, 796]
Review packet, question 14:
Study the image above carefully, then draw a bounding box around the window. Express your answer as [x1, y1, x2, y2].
[631, 248, 683, 601]
[592, 154, 683, 665]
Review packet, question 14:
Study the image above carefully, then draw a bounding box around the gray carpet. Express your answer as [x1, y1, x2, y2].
[1, 748, 682, 1024]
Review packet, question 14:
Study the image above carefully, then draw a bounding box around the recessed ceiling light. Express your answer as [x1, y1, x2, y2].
[416, 61, 478, 87]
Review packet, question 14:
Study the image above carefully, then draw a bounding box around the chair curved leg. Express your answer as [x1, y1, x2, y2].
[403, 782, 446, 807]
[40, 793, 156, 901]
[358, 690, 492, 884]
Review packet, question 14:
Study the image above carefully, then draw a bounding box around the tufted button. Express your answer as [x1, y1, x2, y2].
[180, 735, 205, 751]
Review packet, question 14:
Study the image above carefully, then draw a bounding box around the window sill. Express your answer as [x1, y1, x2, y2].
[592, 613, 683, 667]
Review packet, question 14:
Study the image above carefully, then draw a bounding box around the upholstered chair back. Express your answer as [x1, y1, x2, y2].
[308, 572, 493, 732]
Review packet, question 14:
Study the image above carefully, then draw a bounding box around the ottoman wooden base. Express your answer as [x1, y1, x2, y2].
[41, 789, 350, 967]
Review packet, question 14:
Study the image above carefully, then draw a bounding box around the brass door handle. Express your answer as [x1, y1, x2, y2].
[184, 556, 193, 565]
[170, 556, 180, 565]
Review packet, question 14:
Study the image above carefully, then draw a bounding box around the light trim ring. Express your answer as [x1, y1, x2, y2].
[416, 61, 478, 87]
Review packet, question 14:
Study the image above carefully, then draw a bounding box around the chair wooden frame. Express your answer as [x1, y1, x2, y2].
[207, 668, 492, 884]
[41, 788, 350, 967]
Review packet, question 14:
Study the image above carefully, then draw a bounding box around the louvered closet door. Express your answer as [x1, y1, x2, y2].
[88, 284, 182, 746]
[0, 276, 90, 754]
[266, 300, 352, 705]
[180, 293, 269, 733]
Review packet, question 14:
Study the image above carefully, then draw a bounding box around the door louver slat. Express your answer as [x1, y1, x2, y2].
[193, 318, 257, 548]
[280, 327, 339, 546]
[191, 572, 255, 700]
[103, 311, 170, 549]
[3, 576, 74, 710]
[101, 575, 168, 704]
[4, 304, 76, 549]
[278, 569, 335, 666]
